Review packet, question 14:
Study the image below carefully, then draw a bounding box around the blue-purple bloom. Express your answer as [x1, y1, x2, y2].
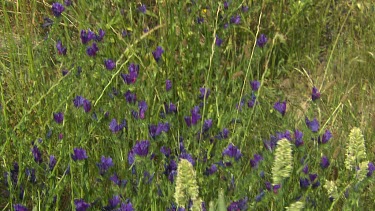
[320, 129, 332, 144]
[74, 199, 90, 211]
[64, 0, 72, 6]
[215, 35, 223, 47]
[230, 15, 241, 24]
[250, 154, 263, 168]
[153, 46, 164, 62]
[241, 5, 249, 12]
[223, 143, 242, 161]
[133, 140, 150, 157]
[51, 3, 65, 17]
[180, 152, 195, 166]
[166, 80, 172, 91]
[302, 164, 309, 174]
[165, 102, 177, 114]
[312, 86, 321, 101]
[32, 145, 43, 164]
[138, 101, 148, 119]
[13, 204, 28, 211]
[104, 59, 116, 70]
[294, 129, 304, 147]
[160, 146, 171, 157]
[80, 29, 96, 44]
[250, 80, 260, 91]
[53, 112, 64, 124]
[274, 100, 286, 116]
[191, 106, 201, 125]
[119, 202, 134, 211]
[95, 29, 105, 42]
[138, 4, 147, 13]
[149, 122, 170, 138]
[72, 148, 88, 161]
[256, 34, 268, 47]
[25, 168, 36, 183]
[72, 96, 91, 112]
[56, 40, 67, 55]
[205, 164, 218, 175]
[82, 99, 91, 112]
[107, 195, 121, 209]
[224, 1, 229, 9]
[305, 117, 319, 132]
[300, 177, 310, 189]
[320, 156, 330, 169]
[121, 63, 139, 84]
[197, 17, 204, 24]
[227, 197, 248, 211]
[124, 90, 137, 103]
[49, 155, 57, 170]
[199, 87, 210, 99]
[109, 118, 127, 133]
[110, 173, 127, 187]
[97, 156, 114, 175]
[86, 42, 99, 56]
[368, 162, 375, 177]
[202, 119, 213, 133]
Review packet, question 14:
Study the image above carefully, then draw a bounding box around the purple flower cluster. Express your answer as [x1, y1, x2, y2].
[149, 122, 170, 139]
[312, 86, 321, 101]
[184, 106, 201, 127]
[53, 112, 64, 124]
[104, 59, 116, 70]
[51, 3, 65, 17]
[80, 29, 105, 44]
[72, 148, 88, 161]
[124, 90, 137, 103]
[305, 117, 319, 132]
[227, 197, 248, 211]
[256, 34, 268, 47]
[56, 41, 67, 55]
[223, 143, 242, 161]
[274, 100, 286, 116]
[153, 46, 164, 62]
[32, 145, 43, 164]
[109, 118, 127, 133]
[121, 63, 140, 84]
[128, 140, 150, 165]
[250, 154, 263, 168]
[74, 199, 90, 211]
[73, 96, 91, 112]
[97, 156, 114, 175]
[199, 87, 210, 99]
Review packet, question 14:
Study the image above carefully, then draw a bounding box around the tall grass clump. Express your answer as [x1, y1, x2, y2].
[1, 0, 375, 210]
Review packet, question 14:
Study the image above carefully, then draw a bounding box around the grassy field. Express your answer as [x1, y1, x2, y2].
[1, 0, 375, 210]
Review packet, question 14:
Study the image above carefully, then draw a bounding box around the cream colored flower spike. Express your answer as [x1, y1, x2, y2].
[345, 127, 367, 170]
[272, 138, 293, 185]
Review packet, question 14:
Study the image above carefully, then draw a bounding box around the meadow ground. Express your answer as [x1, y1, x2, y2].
[1, 0, 375, 210]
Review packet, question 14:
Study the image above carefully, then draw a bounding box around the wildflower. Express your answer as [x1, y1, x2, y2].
[312, 86, 321, 101]
[95, 29, 105, 42]
[165, 102, 177, 114]
[184, 116, 192, 127]
[222, 143, 242, 161]
[56, 40, 67, 55]
[191, 106, 201, 125]
[51, 3, 65, 17]
[224, 23, 229, 29]
[13, 204, 28, 211]
[305, 117, 319, 132]
[320, 156, 330, 169]
[256, 34, 268, 47]
[294, 129, 304, 147]
[138, 4, 146, 13]
[199, 87, 210, 99]
[72, 148, 88, 161]
[109, 118, 127, 133]
[230, 15, 241, 24]
[241, 5, 249, 12]
[86, 42, 99, 56]
[274, 100, 286, 116]
[73, 96, 84, 107]
[83, 99, 91, 112]
[299, 178, 310, 188]
[74, 199, 90, 211]
[121, 63, 139, 84]
[97, 156, 114, 175]
[272, 139, 293, 185]
[180, 153, 195, 166]
[49, 155, 57, 170]
[80, 29, 96, 44]
[32, 145, 43, 164]
[255, 190, 265, 202]
[320, 130, 332, 144]
[64, 0, 72, 6]
[104, 59, 116, 70]
[119, 202, 134, 211]
[215, 35, 223, 47]
[107, 195, 121, 209]
[124, 90, 137, 103]
[309, 173, 318, 182]
[302, 165, 309, 174]
[53, 112, 64, 124]
[250, 80, 260, 91]
[122, 29, 131, 37]
[62, 70, 69, 76]
[166, 79, 172, 91]
[160, 146, 171, 157]
[197, 17, 204, 24]
[224, 1, 229, 9]
[367, 162, 375, 177]
[138, 101, 148, 119]
[153, 46, 164, 62]
[149, 123, 169, 138]
[133, 140, 150, 157]
[205, 164, 218, 175]
[250, 154, 263, 168]
[227, 197, 248, 211]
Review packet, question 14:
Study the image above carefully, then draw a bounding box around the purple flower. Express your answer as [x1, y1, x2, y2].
[309, 173, 318, 182]
[73, 96, 84, 107]
[97, 156, 114, 175]
[49, 155, 57, 170]
[51, 3, 65, 17]
[166, 79, 172, 91]
[138, 101, 148, 119]
[256, 34, 268, 47]
[110, 173, 127, 187]
[95, 29, 105, 42]
[64, 0, 72, 6]
[250, 80, 260, 91]
[202, 119, 213, 133]
[25, 168, 36, 183]
[124, 90, 137, 103]
[180, 152, 195, 166]
[197, 17, 204, 24]
[300, 177, 310, 188]
[294, 129, 304, 147]
[191, 106, 201, 125]
[305, 117, 319, 132]
[72, 148, 88, 161]
[241, 5, 249, 12]
[138, 4, 146, 13]
[32, 145, 43, 164]
[320, 156, 330, 169]
[53, 112, 64, 124]
[56, 40, 67, 55]
[62, 70, 69, 76]
[153, 46, 164, 62]
[199, 87, 210, 99]
[165, 102, 177, 114]
[160, 146, 171, 157]
[368, 162, 375, 177]
[230, 15, 241, 24]
[121, 63, 139, 84]
[205, 164, 218, 175]
[227, 197, 248, 211]
[80, 29, 96, 44]
[215, 35, 223, 47]
[216, 128, 229, 139]
[107, 195, 121, 209]
[109, 118, 127, 133]
[321, 130, 332, 144]
[274, 100, 286, 116]
[133, 140, 150, 157]
[82, 99, 91, 112]
[302, 164, 309, 174]
[74, 199, 90, 211]
[119, 202, 134, 211]
[250, 154, 263, 168]
[255, 191, 265, 202]
[86, 42, 99, 56]
[104, 59, 116, 70]
[224, 1, 229, 9]
[184, 116, 192, 127]
[122, 29, 131, 37]
[13, 204, 28, 211]
[223, 143, 242, 161]
[312, 86, 321, 101]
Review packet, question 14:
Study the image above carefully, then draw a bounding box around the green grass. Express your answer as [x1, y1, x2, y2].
[1, 0, 375, 210]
